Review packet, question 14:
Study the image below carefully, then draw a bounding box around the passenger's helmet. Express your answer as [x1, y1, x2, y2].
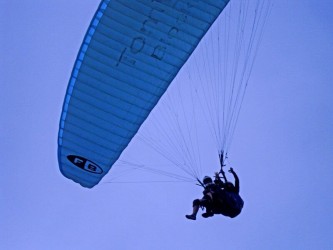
[225, 182, 235, 190]
[203, 176, 213, 185]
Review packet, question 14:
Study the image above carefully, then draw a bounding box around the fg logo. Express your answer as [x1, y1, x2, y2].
[67, 155, 103, 174]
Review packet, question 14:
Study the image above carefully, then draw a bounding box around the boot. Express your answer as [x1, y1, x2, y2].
[202, 211, 214, 218]
[185, 214, 196, 220]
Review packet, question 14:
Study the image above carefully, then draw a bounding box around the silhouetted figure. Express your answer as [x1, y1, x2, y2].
[186, 168, 244, 220]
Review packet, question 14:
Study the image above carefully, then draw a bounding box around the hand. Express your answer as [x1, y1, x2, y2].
[228, 167, 234, 173]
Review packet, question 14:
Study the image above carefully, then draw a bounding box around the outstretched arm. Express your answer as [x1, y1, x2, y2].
[229, 168, 240, 193]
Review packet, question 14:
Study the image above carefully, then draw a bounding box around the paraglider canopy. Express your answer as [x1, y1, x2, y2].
[58, 0, 231, 188]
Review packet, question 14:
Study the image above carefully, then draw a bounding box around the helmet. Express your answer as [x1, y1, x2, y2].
[203, 176, 213, 185]
[225, 182, 235, 190]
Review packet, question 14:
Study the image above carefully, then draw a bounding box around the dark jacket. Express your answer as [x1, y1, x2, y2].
[214, 170, 243, 218]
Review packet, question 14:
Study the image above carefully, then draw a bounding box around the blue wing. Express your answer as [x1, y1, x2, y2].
[58, 0, 230, 188]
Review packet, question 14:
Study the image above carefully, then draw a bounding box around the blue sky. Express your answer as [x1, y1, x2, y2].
[1, 1, 333, 249]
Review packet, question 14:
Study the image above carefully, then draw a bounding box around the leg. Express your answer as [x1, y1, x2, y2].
[185, 199, 201, 220]
[201, 193, 214, 218]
